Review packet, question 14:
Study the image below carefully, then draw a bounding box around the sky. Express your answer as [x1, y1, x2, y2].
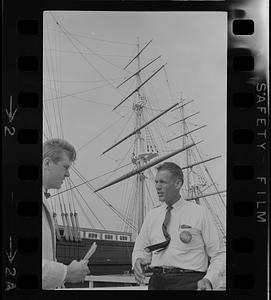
[43, 11, 227, 232]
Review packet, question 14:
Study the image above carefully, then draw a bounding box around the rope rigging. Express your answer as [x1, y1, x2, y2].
[44, 74, 128, 84]
[44, 16, 63, 139]
[47, 17, 138, 46]
[67, 176, 106, 230]
[77, 112, 133, 153]
[43, 19, 226, 239]
[44, 47, 135, 58]
[43, 80, 121, 103]
[49, 13, 132, 96]
[119, 176, 137, 232]
[71, 166, 137, 231]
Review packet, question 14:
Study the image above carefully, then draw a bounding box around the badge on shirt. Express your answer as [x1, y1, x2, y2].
[179, 230, 192, 243]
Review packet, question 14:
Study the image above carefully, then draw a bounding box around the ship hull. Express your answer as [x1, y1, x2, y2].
[56, 238, 135, 275]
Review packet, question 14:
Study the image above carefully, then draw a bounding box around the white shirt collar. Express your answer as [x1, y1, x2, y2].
[162, 197, 185, 210]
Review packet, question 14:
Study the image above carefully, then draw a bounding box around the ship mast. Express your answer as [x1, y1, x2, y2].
[133, 37, 147, 233]
[180, 98, 191, 198]
[96, 39, 214, 236]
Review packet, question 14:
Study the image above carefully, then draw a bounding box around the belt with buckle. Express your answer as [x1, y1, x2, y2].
[151, 267, 203, 274]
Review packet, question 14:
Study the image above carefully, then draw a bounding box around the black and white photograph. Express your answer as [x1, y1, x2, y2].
[42, 11, 227, 290]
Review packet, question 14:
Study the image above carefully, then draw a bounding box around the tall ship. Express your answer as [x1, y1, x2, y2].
[43, 11, 226, 287]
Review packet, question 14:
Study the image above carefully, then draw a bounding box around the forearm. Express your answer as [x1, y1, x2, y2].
[204, 250, 226, 290]
[132, 231, 152, 267]
[132, 219, 152, 267]
[132, 248, 151, 268]
[201, 208, 226, 290]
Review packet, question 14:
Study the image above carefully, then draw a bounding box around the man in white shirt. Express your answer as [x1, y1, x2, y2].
[132, 162, 226, 290]
[42, 138, 90, 289]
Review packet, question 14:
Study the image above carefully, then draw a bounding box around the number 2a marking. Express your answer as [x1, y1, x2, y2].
[5, 281, 16, 291]
[4, 126, 15, 136]
[5, 267, 16, 277]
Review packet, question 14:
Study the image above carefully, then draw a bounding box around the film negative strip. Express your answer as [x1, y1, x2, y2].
[2, 0, 269, 298]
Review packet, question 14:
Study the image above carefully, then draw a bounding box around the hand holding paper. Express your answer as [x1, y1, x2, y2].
[83, 242, 97, 260]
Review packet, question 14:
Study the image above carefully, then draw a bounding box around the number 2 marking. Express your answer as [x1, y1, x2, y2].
[4, 126, 15, 136]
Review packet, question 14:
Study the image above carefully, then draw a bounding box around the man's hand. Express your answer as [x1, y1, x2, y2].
[65, 260, 90, 283]
[197, 278, 212, 290]
[133, 258, 150, 285]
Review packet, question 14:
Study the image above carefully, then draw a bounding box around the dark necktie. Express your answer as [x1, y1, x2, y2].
[162, 205, 172, 240]
[145, 205, 172, 252]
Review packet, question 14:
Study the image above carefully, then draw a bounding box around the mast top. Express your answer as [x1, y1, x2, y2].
[124, 39, 152, 70]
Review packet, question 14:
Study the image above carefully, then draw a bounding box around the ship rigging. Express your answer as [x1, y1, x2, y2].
[43, 12, 226, 248]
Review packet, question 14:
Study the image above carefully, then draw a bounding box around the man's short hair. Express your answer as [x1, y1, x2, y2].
[43, 138, 76, 163]
[156, 162, 183, 184]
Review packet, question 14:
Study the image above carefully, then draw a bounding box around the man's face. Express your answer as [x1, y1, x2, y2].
[155, 169, 181, 205]
[44, 152, 72, 190]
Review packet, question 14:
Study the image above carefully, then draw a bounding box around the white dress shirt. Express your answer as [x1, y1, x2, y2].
[132, 199, 226, 290]
[42, 190, 67, 289]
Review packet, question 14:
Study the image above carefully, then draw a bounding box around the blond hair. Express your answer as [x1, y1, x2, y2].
[43, 138, 76, 163]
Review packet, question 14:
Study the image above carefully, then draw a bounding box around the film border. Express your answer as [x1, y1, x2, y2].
[2, 0, 269, 299]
